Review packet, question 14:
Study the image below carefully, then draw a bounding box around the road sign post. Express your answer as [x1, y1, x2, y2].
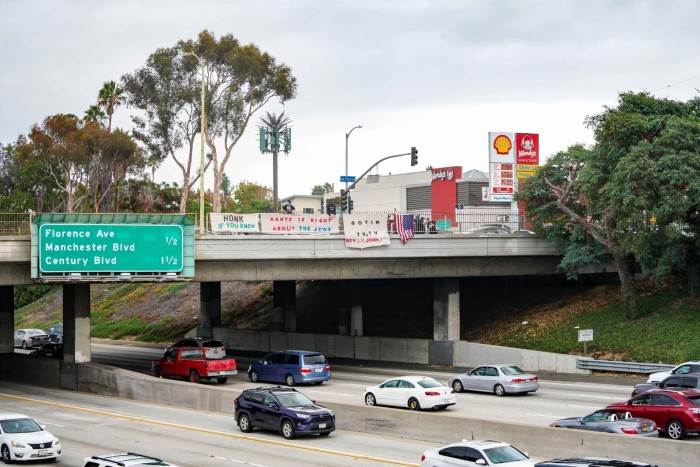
[577, 329, 593, 356]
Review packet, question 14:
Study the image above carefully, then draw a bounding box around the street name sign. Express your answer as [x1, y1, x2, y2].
[39, 223, 184, 273]
[340, 175, 356, 183]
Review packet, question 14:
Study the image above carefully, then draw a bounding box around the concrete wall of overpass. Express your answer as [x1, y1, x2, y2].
[72, 362, 696, 465]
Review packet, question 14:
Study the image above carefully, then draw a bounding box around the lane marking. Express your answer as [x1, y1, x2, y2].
[0, 392, 417, 466]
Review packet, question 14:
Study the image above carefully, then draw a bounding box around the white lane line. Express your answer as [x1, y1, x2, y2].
[210, 455, 268, 466]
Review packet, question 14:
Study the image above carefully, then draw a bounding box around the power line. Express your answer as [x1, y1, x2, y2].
[654, 73, 700, 92]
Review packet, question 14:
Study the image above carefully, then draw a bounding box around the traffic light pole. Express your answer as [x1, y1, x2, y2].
[345, 151, 413, 192]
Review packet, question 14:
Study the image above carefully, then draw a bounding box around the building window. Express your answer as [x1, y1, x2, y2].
[303, 208, 314, 214]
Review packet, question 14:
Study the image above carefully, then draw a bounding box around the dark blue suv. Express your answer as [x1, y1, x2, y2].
[248, 350, 331, 386]
[234, 386, 335, 439]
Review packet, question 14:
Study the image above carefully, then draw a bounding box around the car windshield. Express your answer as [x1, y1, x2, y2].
[28, 329, 44, 336]
[275, 392, 315, 408]
[483, 445, 528, 464]
[416, 378, 443, 388]
[303, 354, 327, 365]
[0, 418, 41, 434]
[500, 366, 526, 376]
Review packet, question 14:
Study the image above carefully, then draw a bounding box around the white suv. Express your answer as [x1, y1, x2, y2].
[646, 361, 700, 383]
[83, 452, 178, 466]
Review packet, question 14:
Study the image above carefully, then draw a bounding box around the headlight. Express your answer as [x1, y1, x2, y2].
[294, 413, 310, 419]
[54, 437, 60, 445]
[10, 439, 26, 448]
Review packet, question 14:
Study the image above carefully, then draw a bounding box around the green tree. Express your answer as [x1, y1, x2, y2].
[122, 46, 213, 213]
[97, 80, 126, 132]
[232, 180, 272, 213]
[179, 30, 297, 214]
[84, 105, 106, 126]
[311, 182, 334, 195]
[259, 111, 292, 211]
[517, 92, 700, 318]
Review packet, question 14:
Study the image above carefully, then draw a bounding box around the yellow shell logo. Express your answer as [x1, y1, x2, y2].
[493, 135, 512, 155]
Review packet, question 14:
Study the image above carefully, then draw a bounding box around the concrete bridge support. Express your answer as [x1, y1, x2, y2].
[433, 277, 460, 341]
[62, 283, 91, 390]
[196, 282, 222, 337]
[272, 280, 296, 332]
[0, 286, 14, 353]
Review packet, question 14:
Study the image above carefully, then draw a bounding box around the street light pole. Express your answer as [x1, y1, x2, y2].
[185, 51, 206, 236]
[345, 125, 362, 192]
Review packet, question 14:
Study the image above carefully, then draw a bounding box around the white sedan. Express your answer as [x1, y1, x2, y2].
[363, 375, 456, 410]
[646, 361, 700, 383]
[420, 439, 535, 466]
[0, 413, 61, 463]
[13, 329, 50, 349]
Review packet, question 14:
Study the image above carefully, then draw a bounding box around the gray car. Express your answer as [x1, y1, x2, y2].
[551, 408, 658, 437]
[632, 372, 700, 397]
[449, 364, 539, 396]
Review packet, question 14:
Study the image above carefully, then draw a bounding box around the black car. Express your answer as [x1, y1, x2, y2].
[632, 372, 700, 397]
[47, 324, 63, 343]
[233, 386, 335, 439]
[535, 458, 658, 467]
[29, 342, 63, 358]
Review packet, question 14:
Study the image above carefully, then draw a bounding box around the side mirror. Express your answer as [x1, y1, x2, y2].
[475, 460, 487, 466]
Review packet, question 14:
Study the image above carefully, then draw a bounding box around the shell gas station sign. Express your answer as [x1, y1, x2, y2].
[488, 132, 539, 200]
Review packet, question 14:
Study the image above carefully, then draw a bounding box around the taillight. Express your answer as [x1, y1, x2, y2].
[425, 391, 440, 396]
[511, 378, 525, 383]
[300, 367, 312, 374]
[233, 399, 238, 407]
[421, 455, 426, 461]
[450, 389, 456, 394]
[620, 428, 637, 434]
[324, 365, 330, 371]
[688, 408, 700, 415]
[532, 376, 538, 382]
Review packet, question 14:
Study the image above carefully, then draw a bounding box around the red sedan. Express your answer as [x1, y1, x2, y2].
[606, 389, 700, 440]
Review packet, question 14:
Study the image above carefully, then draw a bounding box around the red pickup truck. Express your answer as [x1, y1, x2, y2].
[152, 347, 237, 384]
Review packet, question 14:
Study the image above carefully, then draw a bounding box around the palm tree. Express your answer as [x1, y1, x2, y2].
[259, 111, 292, 211]
[84, 105, 106, 126]
[97, 80, 125, 132]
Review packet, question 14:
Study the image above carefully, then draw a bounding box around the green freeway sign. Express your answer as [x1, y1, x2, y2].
[39, 223, 184, 273]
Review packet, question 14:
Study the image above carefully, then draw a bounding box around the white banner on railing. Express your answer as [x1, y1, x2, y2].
[343, 214, 390, 249]
[210, 213, 260, 233]
[260, 213, 339, 234]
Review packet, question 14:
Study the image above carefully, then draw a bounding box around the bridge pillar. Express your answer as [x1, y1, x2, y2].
[433, 278, 460, 341]
[272, 281, 296, 332]
[0, 286, 13, 353]
[62, 283, 91, 390]
[351, 305, 363, 336]
[196, 282, 221, 337]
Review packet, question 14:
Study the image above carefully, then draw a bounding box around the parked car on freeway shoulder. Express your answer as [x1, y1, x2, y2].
[550, 408, 657, 436]
[234, 386, 335, 439]
[83, 452, 179, 466]
[29, 342, 64, 358]
[534, 457, 657, 467]
[0, 412, 61, 463]
[633, 372, 700, 397]
[420, 439, 535, 466]
[248, 350, 331, 386]
[606, 388, 700, 439]
[165, 336, 226, 359]
[645, 360, 700, 383]
[47, 324, 63, 343]
[449, 364, 539, 396]
[363, 375, 456, 411]
[13, 329, 50, 349]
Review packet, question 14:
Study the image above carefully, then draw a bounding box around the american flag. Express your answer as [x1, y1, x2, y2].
[394, 214, 415, 244]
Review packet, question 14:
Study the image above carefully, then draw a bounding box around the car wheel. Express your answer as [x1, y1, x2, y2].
[494, 384, 506, 396]
[285, 374, 295, 386]
[189, 370, 201, 384]
[365, 393, 376, 406]
[452, 380, 463, 393]
[408, 397, 421, 411]
[21, 341, 28, 350]
[217, 377, 228, 384]
[249, 370, 259, 383]
[238, 413, 252, 433]
[281, 419, 296, 439]
[1, 444, 11, 464]
[153, 366, 163, 378]
[667, 419, 686, 440]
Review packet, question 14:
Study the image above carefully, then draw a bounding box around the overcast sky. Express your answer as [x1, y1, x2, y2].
[2, 0, 699, 198]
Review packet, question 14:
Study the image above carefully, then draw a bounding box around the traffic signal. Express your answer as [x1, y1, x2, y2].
[348, 197, 354, 213]
[340, 189, 348, 212]
[411, 147, 418, 166]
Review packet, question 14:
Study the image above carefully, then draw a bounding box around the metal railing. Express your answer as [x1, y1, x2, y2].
[577, 358, 674, 374]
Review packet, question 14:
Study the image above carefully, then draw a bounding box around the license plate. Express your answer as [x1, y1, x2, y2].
[319, 423, 326, 429]
[642, 426, 650, 432]
[315, 368, 322, 372]
[38, 450, 48, 456]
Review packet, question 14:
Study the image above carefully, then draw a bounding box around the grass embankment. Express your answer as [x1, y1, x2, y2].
[492, 287, 700, 364]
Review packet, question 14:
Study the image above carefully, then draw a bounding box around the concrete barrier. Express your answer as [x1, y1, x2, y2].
[75, 362, 698, 465]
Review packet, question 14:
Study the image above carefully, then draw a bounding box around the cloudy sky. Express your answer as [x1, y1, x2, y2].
[1, 0, 699, 198]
